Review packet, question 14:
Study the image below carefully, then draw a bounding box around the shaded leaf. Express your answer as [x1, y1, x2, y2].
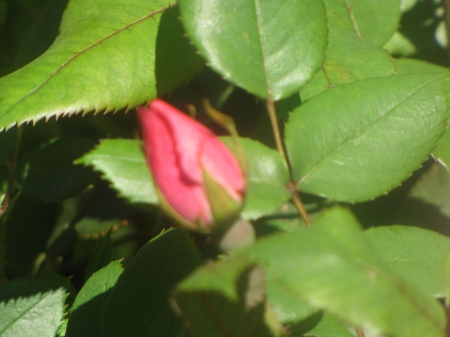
[300, 0, 396, 101]
[76, 139, 157, 205]
[289, 312, 354, 337]
[174, 257, 282, 337]
[0, 2, 203, 130]
[84, 231, 113, 283]
[287, 74, 448, 202]
[15, 137, 96, 202]
[242, 207, 446, 337]
[66, 261, 123, 337]
[178, 0, 328, 100]
[365, 225, 450, 297]
[100, 229, 200, 337]
[0, 276, 68, 337]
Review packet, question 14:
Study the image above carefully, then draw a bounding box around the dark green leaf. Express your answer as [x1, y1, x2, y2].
[287, 74, 448, 202]
[301, 0, 396, 101]
[0, 276, 68, 337]
[178, 0, 328, 100]
[0, 2, 203, 130]
[66, 261, 123, 337]
[242, 207, 446, 337]
[174, 257, 282, 337]
[15, 138, 96, 202]
[100, 229, 200, 337]
[365, 225, 450, 297]
[76, 139, 157, 205]
[84, 231, 113, 283]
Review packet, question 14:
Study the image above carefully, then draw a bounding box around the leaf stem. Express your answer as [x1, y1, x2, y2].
[266, 99, 311, 226]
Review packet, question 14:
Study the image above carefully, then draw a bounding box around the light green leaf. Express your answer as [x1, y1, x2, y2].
[394, 58, 450, 75]
[15, 138, 96, 202]
[76, 139, 157, 205]
[365, 225, 450, 298]
[242, 207, 446, 337]
[0, 1, 203, 131]
[100, 229, 200, 337]
[66, 261, 123, 337]
[344, 0, 401, 46]
[174, 257, 282, 337]
[433, 130, 450, 170]
[300, 0, 396, 101]
[178, 0, 328, 100]
[221, 137, 291, 220]
[0, 277, 68, 337]
[287, 74, 449, 202]
[384, 32, 417, 57]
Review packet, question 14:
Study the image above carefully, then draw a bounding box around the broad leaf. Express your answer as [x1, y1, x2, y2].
[174, 257, 282, 337]
[76, 139, 157, 205]
[286, 74, 448, 202]
[221, 137, 291, 220]
[178, 0, 328, 100]
[0, 1, 203, 131]
[300, 0, 396, 101]
[365, 225, 450, 297]
[100, 229, 200, 337]
[15, 137, 96, 202]
[66, 261, 123, 337]
[242, 207, 446, 337]
[0, 277, 68, 337]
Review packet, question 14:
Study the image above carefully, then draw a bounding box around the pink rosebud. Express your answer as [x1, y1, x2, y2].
[138, 99, 245, 232]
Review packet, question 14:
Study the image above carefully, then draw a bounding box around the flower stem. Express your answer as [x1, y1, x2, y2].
[266, 99, 311, 226]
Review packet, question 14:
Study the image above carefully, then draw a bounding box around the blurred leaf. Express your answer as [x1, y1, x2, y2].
[100, 229, 200, 337]
[178, 0, 328, 100]
[221, 137, 291, 220]
[0, 224, 4, 280]
[0, 1, 6, 29]
[76, 139, 157, 205]
[84, 231, 113, 283]
[175, 257, 282, 337]
[286, 74, 448, 202]
[445, 250, 450, 301]
[0, 276, 68, 337]
[5, 194, 57, 278]
[0, 2, 203, 131]
[289, 312, 354, 337]
[365, 225, 450, 297]
[242, 207, 446, 337]
[66, 261, 123, 337]
[384, 31, 417, 57]
[433, 130, 450, 170]
[408, 163, 450, 218]
[15, 137, 96, 202]
[300, 0, 396, 101]
[394, 58, 450, 75]
[344, 0, 401, 46]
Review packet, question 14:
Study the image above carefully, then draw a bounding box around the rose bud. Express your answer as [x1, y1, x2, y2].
[138, 99, 245, 232]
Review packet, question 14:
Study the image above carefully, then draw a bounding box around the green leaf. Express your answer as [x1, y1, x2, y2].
[289, 312, 354, 337]
[0, 276, 68, 337]
[66, 261, 123, 337]
[100, 229, 200, 337]
[76, 139, 157, 205]
[408, 163, 450, 218]
[433, 130, 450, 170]
[394, 58, 450, 75]
[300, 0, 396, 101]
[15, 137, 96, 202]
[84, 231, 113, 283]
[178, 0, 328, 100]
[242, 207, 446, 337]
[365, 225, 450, 298]
[221, 137, 291, 220]
[444, 250, 450, 301]
[0, 2, 203, 131]
[344, 0, 401, 46]
[286, 74, 449, 202]
[384, 32, 417, 57]
[0, 222, 4, 280]
[174, 257, 282, 337]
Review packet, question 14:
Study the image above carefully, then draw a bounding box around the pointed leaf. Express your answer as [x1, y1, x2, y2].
[84, 231, 114, 282]
[100, 229, 200, 337]
[0, 277, 68, 337]
[365, 225, 450, 297]
[287, 74, 449, 202]
[0, 1, 203, 130]
[66, 261, 123, 337]
[242, 207, 446, 337]
[76, 139, 157, 205]
[178, 0, 328, 100]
